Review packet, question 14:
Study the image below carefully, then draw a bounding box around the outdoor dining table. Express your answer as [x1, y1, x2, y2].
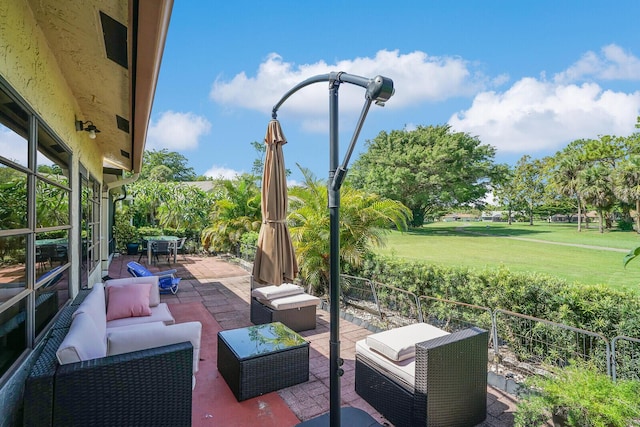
[143, 236, 179, 264]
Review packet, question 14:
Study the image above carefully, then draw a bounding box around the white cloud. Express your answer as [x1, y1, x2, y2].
[210, 50, 489, 117]
[147, 111, 211, 151]
[449, 77, 640, 153]
[203, 165, 241, 180]
[0, 126, 28, 166]
[554, 44, 640, 84]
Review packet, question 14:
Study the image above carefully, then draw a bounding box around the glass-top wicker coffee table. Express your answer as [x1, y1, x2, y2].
[217, 322, 309, 401]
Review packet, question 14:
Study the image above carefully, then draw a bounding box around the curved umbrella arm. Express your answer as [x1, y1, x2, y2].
[272, 72, 394, 119]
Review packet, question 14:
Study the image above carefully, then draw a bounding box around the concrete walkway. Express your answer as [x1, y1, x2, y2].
[109, 254, 517, 426]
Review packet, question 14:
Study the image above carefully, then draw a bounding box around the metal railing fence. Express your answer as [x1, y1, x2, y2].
[337, 274, 637, 383]
[611, 336, 640, 382]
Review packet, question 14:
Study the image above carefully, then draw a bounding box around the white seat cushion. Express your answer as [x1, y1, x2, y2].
[107, 320, 202, 373]
[356, 339, 416, 388]
[251, 283, 304, 301]
[365, 323, 449, 362]
[106, 303, 175, 328]
[265, 293, 320, 310]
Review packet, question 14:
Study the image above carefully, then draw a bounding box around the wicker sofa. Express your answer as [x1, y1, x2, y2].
[23, 276, 201, 427]
[355, 323, 489, 427]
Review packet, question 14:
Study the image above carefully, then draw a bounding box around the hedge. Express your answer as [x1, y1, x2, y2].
[345, 254, 640, 340]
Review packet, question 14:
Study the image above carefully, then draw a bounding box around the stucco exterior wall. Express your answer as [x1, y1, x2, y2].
[0, 0, 104, 176]
[0, 2, 106, 423]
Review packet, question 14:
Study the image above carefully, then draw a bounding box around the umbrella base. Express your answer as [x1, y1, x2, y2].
[296, 407, 381, 427]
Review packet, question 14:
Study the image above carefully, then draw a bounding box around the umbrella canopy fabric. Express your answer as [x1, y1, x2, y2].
[252, 120, 298, 286]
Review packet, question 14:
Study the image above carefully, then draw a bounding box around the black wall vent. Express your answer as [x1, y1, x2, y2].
[100, 12, 128, 69]
[116, 115, 130, 133]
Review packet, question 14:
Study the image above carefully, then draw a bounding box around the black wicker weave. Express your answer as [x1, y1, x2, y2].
[23, 292, 194, 427]
[217, 325, 309, 401]
[355, 327, 489, 427]
[69, 288, 92, 306]
[250, 297, 317, 332]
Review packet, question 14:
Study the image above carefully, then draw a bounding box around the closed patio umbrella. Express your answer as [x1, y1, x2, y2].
[252, 119, 298, 286]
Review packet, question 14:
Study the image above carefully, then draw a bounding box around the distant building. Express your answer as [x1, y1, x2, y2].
[441, 213, 479, 222]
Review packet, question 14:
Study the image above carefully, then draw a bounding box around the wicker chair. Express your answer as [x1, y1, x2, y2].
[355, 326, 489, 427]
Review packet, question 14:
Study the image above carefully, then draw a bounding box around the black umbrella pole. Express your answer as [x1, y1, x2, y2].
[329, 198, 341, 427]
[328, 79, 341, 427]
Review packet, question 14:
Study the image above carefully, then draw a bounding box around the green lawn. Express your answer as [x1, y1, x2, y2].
[374, 221, 640, 293]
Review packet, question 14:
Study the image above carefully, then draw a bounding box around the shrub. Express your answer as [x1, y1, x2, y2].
[350, 253, 640, 339]
[516, 362, 640, 427]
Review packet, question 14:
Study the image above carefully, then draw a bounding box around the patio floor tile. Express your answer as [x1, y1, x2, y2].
[108, 253, 516, 426]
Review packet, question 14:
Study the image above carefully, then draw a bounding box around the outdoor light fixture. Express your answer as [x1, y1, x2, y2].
[75, 120, 100, 139]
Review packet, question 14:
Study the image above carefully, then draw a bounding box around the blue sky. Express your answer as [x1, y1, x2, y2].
[146, 0, 640, 184]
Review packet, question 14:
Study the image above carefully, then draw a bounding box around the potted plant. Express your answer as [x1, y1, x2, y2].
[515, 362, 640, 427]
[113, 209, 140, 255]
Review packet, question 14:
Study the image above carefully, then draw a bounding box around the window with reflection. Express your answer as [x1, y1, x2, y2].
[80, 168, 100, 288]
[0, 87, 30, 378]
[0, 298, 26, 376]
[0, 82, 72, 379]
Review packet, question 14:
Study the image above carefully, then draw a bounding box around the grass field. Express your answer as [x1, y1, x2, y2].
[373, 221, 640, 293]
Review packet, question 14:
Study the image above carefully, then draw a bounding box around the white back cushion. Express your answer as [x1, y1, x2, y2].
[251, 283, 304, 301]
[71, 283, 107, 339]
[366, 323, 449, 362]
[57, 312, 107, 364]
[356, 339, 416, 387]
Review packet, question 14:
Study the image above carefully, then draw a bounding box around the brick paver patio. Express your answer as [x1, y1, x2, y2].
[108, 254, 517, 426]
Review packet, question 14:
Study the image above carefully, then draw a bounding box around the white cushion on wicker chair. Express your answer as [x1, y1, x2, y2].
[356, 339, 416, 387]
[251, 283, 304, 301]
[264, 293, 320, 310]
[365, 323, 449, 362]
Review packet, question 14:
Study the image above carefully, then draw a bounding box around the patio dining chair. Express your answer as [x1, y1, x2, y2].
[137, 240, 148, 263]
[126, 261, 180, 294]
[151, 241, 172, 265]
[175, 237, 187, 260]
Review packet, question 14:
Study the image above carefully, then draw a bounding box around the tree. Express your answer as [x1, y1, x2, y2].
[579, 164, 615, 233]
[547, 150, 585, 231]
[512, 155, 546, 225]
[139, 149, 196, 182]
[155, 183, 212, 231]
[147, 165, 174, 182]
[612, 155, 640, 233]
[491, 164, 520, 225]
[349, 125, 498, 227]
[200, 175, 261, 253]
[288, 166, 412, 295]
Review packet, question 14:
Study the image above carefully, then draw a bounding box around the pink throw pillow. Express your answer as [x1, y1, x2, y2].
[106, 282, 152, 321]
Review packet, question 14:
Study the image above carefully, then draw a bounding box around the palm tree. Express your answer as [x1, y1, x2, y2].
[550, 155, 585, 231]
[288, 166, 412, 295]
[201, 175, 261, 254]
[579, 164, 615, 233]
[612, 155, 640, 233]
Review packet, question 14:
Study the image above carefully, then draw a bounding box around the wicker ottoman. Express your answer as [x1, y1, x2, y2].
[217, 322, 309, 401]
[250, 296, 318, 332]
